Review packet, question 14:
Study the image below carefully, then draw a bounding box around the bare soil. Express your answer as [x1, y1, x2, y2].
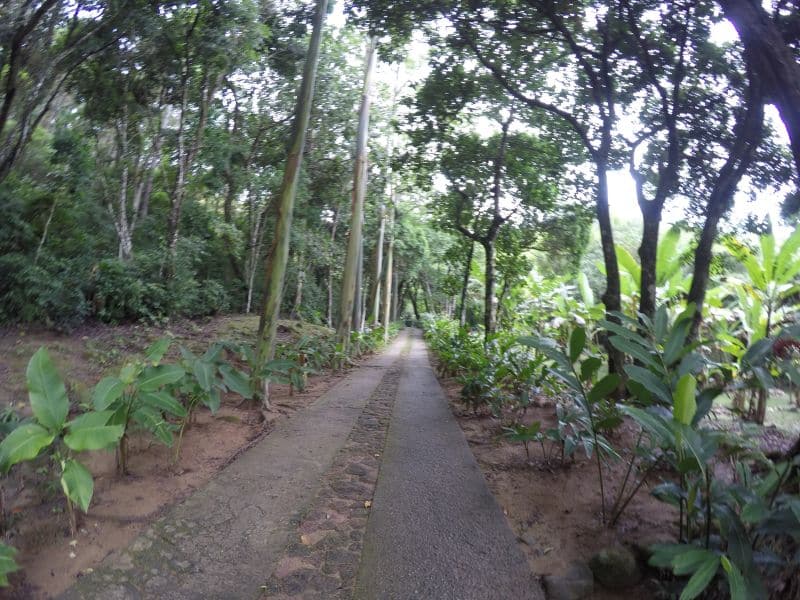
[0, 316, 347, 599]
[439, 377, 677, 599]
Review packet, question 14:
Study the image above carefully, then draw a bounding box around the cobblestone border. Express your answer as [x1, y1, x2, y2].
[260, 359, 404, 599]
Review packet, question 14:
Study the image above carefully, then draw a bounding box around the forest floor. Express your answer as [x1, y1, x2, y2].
[0, 315, 347, 599]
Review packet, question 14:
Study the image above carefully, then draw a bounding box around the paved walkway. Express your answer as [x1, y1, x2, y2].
[355, 330, 542, 600]
[61, 329, 542, 600]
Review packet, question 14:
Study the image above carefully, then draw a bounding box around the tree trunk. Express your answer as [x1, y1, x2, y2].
[718, 0, 800, 180]
[327, 204, 340, 328]
[392, 275, 401, 322]
[458, 240, 474, 327]
[291, 264, 304, 320]
[353, 232, 364, 333]
[483, 240, 497, 340]
[688, 70, 764, 339]
[370, 203, 386, 325]
[382, 203, 395, 342]
[337, 37, 377, 352]
[410, 286, 421, 321]
[254, 0, 327, 414]
[638, 210, 661, 319]
[596, 161, 624, 375]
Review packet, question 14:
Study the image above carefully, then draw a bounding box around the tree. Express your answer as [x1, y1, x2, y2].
[254, 0, 328, 414]
[717, 0, 800, 181]
[337, 36, 377, 352]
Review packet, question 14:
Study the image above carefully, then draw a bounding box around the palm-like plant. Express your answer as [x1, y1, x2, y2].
[723, 226, 800, 423]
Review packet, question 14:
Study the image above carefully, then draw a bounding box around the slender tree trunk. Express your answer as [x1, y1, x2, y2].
[337, 37, 377, 352]
[392, 275, 401, 322]
[254, 0, 327, 414]
[382, 203, 395, 341]
[688, 66, 765, 339]
[327, 204, 340, 328]
[410, 286, 421, 321]
[483, 240, 497, 340]
[353, 232, 364, 332]
[291, 264, 304, 320]
[370, 203, 386, 325]
[34, 198, 57, 265]
[458, 240, 474, 327]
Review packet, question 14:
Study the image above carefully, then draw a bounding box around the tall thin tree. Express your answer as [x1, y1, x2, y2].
[253, 0, 328, 415]
[337, 37, 377, 352]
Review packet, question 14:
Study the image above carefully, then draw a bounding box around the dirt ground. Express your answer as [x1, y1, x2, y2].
[438, 377, 679, 599]
[438, 369, 800, 599]
[0, 316, 347, 599]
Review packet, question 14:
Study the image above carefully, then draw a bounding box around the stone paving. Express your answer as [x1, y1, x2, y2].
[259, 359, 403, 599]
[60, 333, 409, 600]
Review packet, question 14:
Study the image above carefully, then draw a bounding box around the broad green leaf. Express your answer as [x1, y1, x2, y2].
[619, 406, 673, 446]
[0, 424, 54, 472]
[720, 556, 747, 600]
[60, 459, 93, 513]
[192, 360, 215, 392]
[64, 411, 124, 451]
[204, 387, 221, 414]
[263, 359, 296, 374]
[580, 356, 603, 382]
[624, 365, 672, 404]
[577, 272, 594, 306]
[140, 391, 187, 418]
[649, 543, 689, 568]
[26, 347, 69, 430]
[138, 365, 185, 392]
[569, 327, 586, 364]
[203, 342, 225, 363]
[219, 365, 252, 399]
[679, 554, 719, 600]
[609, 336, 660, 370]
[133, 407, 173, 446]
[587, 374, 620, 404]
[119, 363, 138, 384]
[672, 548, 718, 575]
[774, 226, 800, 283]
[673, 374, 697, 425]
[663, 319, 691, 366]
[144, 338, 171, 365]
[657, 227, 682, 283]
[741, 498, 769, 524]
[92, 377, 125, 411]
[654, 305, 669, 343]
[179, 346, 198, 362]
[599, 319, 647, 342]
[760, 233, 775, 282]
[0, 543, 19, 586]
[616, 245, 641, 282]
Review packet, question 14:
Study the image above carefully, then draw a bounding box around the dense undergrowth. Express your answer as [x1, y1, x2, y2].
[424, 310, 800, 600]
[0, 320, 400, 586]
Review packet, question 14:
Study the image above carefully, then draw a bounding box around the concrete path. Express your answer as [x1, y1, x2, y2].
[61, 332, 411, 600]
[354, 330, 544, 600]
[61, 329, 542, 600]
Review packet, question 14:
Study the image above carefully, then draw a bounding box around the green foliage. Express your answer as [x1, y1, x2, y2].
[0, 543, 19, 587]
[0, 348, 123, 533]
